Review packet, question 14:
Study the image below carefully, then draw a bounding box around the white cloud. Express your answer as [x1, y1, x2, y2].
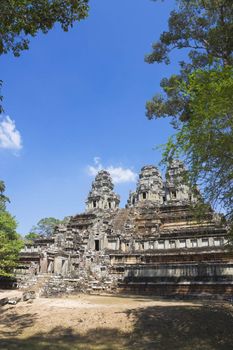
[87, 157, 137, 184]
[88, 156, 102, 176]
[107, 166, 137, 184]
[0, 116, 22, 151]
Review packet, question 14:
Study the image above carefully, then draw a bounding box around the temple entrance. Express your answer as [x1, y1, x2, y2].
[95, 240, 100, 251]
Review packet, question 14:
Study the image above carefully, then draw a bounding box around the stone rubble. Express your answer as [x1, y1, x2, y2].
[8, 296, 21, 305]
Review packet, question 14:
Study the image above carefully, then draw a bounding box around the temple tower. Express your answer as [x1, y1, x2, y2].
[128, 165, 164, 206]
[165, 160, 195, 203]
[86, 170, 120, 210]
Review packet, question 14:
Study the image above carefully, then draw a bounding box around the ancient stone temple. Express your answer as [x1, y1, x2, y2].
[18, 161, 233, 298]
[127, 165, 164, 206]
[86, 170, 120, 210]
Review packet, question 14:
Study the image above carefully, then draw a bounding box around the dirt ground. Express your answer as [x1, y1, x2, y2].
[0, 293, 233, 350]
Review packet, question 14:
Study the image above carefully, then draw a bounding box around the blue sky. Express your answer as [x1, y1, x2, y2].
[0, 0, 178, 235]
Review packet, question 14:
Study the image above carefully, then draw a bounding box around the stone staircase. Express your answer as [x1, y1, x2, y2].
[18, 273, 51, 297]
[40, 273, 119, 297]
[17, 274, 38, 290]
[112, 209, 129, 232]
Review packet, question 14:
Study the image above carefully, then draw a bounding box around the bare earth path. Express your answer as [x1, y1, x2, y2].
[0, 293, 233, 350]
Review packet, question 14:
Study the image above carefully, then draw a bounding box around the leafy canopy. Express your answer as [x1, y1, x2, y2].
[146, 0, 233, 228]
[30, 216, 69, 237]
[24, 232, 40, 242]
[0, 181, 23, 276]
[0, 0, 89, 112]
[146, 0, 233, 120]
[0, 0, 89, 57]
[165, 67, 233, 220]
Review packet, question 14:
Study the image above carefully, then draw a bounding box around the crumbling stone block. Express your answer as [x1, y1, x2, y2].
[8, 297, 21, 305]
[0, 297, 8, 306]
[22, 291, 36, 301]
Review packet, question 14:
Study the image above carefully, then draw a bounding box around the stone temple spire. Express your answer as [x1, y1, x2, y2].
[86, 170, 120, 211]
[127, 165, 164, 206]
[165, 160, 195, 203]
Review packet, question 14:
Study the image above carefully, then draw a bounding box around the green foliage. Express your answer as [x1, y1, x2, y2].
[165, 67, 233, 220]
[31, 216, 69, 237]
[146, 0, 233, 120]
[146, 0, 233, 232]
[0, 232, 23, 276]
[0, 182, 23, 276]
[24, 232, 40, 243]
[0, 0, 89, 111]
[0, 0, 89, 57]
[146, 0, 233, 70]
[0, 180, 10, 210]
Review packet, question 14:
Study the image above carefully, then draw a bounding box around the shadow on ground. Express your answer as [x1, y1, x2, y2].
[0, 302, 233, 350]
[128, 303, 233, 350]
[0, 307, 37, 338]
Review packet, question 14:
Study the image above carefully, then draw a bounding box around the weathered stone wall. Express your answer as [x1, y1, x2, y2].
[124, 264, 233, 280]
[119, 282, 233, 298]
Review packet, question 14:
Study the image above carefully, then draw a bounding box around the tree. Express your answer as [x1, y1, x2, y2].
[0, 0, 89, 112]
[146, 0, 233, 120]
[0, 181, 23, 276]
[146, 0, 233, 231]
[24, 232, 40, 243]
[0, 180, 9, 210]
[31, 216, 69, 237]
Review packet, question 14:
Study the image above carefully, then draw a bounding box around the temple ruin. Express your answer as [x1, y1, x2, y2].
[19, 161, 233, 298]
